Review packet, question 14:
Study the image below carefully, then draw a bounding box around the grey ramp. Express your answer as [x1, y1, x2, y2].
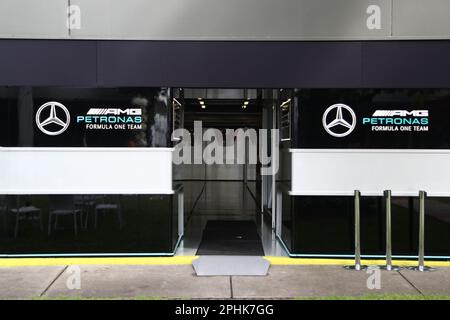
[193, 256, 270, 276]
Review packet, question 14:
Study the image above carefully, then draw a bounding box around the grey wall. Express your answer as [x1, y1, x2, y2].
[0, 0, 449, 40]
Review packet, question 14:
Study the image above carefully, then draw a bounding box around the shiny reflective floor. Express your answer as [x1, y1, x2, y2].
[176, 181, 287, 256]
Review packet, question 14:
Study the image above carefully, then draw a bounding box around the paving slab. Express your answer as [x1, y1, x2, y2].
[232, 266, 419, 299]
[0, 266, 66, 300]
[2, 264, 450, 299]
[45, 265, 231, 299]
[399, 268, 450, 295]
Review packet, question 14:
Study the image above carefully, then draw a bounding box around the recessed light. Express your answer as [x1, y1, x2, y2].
[244, 101, 249, 105]
[200, 101, 205, 105]
[201, 105, 206, 109]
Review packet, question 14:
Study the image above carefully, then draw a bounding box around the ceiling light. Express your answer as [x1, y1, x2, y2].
[200, 101, 204, 105]
[201, 104, 206, 109]
[244, 101, 249, 105]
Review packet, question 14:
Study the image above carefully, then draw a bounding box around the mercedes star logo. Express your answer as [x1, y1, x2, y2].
[35, 101, 70, 136]
[322, 103, 356, 138]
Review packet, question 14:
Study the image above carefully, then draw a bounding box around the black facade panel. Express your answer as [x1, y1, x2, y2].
[1, 40, 450, 88]
[362, 41, 450, 88]
[293, 89, 450, 149]
[97, 41, 362, 88]
[97, 41, 166, 87]
[0, 40, 97, 86]
[290, 196, 450, 257]
[0, 194, 177, 255]
[0, 87, 171, 148]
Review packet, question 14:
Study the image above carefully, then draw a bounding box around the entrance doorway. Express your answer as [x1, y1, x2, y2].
[172, 88, 285, 257]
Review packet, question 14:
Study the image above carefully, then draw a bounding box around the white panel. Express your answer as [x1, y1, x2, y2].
[0, 148, 173, 194]
[290, 149, 450, 197]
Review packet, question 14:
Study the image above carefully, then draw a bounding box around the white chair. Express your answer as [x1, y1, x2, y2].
[94, 195, 123, 230]
[0, 195, 6, 235]
[74, 195, 97, 230]
[7, 196, 43, 238]
[48, 195, 81, 236]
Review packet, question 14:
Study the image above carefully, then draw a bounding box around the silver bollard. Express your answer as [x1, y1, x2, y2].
[385, 190, 392, 270]
[418, 190, 426, 271]
[344, 190, 366, 270]
[410, 191, 435, 272]
[354, 190, 361, 270]
[381, 190, 401, 271]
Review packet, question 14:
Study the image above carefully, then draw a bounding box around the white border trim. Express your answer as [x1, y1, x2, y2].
[288, 191, 450, 197]
[0, 147, 174, 152]
[289, 148, 450, 154]
[0, 189, 174, 195]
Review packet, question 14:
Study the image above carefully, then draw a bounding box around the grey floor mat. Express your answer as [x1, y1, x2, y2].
[196, 220, 265, 256]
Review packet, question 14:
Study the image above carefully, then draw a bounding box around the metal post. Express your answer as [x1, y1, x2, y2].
[409, 190, 435, 272]
[385, 190, 392, 270]
[275, 188, 282, 236]
[344, 190, 367, 271]
[178, 189, 184, 238]
[354, 190, 361, 271]
[418, 190, 426, 272]
[243, 137, 248, 185]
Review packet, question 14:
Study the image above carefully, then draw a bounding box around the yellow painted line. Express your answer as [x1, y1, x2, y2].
[1, 256, 449, 268]
[0, 256, 198, 267]
[265, 256, 450, 267]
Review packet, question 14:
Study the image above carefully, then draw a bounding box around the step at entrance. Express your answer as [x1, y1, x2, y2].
[193, 256, 270, 276]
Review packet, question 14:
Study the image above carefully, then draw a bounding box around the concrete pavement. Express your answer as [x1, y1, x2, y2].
[0, 264, 449, 299]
